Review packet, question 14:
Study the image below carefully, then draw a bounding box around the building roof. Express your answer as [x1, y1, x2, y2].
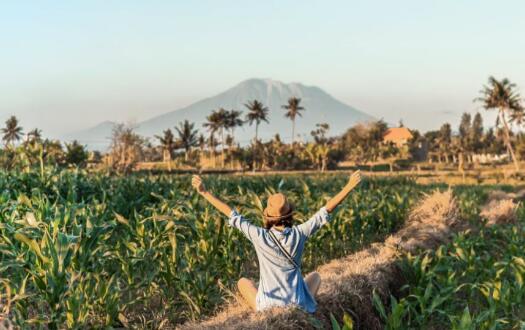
[383, 127, 413, 142]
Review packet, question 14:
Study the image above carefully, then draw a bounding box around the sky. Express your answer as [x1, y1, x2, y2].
[1, 0, 524, 139]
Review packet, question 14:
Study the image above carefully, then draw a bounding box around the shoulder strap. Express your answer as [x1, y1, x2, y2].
[268, 230, 300, 269]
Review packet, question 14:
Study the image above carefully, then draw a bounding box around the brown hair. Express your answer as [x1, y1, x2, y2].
[264, 214, 293, 229]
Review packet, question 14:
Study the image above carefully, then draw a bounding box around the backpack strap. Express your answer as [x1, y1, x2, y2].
[268, 230, 300, 269]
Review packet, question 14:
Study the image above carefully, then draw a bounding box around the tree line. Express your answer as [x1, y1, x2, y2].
[1, 76, 523, 173]
[0, 116, 90, 170]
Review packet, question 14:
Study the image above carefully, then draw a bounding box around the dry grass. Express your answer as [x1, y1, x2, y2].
[0, 319, 13, 330]
[482, 190, 521, 226]
[180, 190, 462, 330]
[481, 199, 519, 226]
[487, 189, 525, 203]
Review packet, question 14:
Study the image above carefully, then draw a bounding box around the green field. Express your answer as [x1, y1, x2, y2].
[0, 169, 522, 329]
[376, 205, 525, 329]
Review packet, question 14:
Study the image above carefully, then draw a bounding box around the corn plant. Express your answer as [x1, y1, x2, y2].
[376, 199, 525, 329]
[0, 168, 492, 328]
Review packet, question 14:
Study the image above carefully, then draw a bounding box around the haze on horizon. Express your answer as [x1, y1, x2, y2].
[1, 0, 524, 140]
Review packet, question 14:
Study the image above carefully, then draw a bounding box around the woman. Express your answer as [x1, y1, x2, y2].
[191, 171, 362, 313]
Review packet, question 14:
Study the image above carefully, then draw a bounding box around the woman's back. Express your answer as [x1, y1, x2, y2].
[229, 207, 331, 312]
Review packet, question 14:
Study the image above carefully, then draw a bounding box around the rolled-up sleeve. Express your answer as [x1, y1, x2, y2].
[297, 207, 331, 239]
[229, 210, 263, 242]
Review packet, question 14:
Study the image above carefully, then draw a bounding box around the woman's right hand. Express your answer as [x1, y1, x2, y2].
[347, 170, 362, 190]
[192, 175, 207, 194]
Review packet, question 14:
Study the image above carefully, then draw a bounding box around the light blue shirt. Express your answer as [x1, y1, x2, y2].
[229, 207, 331, 313]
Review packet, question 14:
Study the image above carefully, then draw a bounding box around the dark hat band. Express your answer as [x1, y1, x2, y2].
[263, 209, 293, 221]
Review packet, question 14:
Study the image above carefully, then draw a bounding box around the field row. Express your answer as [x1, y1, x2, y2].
[1, 170, 423, 328]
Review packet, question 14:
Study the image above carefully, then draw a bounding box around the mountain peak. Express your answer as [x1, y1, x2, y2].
[66, 79, 375, 150]
[237, 78, 306, 90]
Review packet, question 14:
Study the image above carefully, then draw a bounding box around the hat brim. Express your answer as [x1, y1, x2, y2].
[263, 205, 294, 221]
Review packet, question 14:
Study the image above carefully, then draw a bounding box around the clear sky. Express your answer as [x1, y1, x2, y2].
[1, 0, 524, 138]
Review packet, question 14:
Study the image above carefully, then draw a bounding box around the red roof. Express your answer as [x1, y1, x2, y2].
[383, 127, 413, 142]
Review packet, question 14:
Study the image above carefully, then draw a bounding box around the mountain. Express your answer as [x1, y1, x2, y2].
[66, 78, 375, 150]
[63, 121, 116, 151]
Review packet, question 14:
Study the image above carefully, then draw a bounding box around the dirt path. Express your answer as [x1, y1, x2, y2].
[180, 189, 516, 330]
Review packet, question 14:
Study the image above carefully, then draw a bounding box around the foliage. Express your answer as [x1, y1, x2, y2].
[0, 139, 66, 171]
[108, 123, 147, 173]
[471, 113, 484, 153]
[477, 77, 523, 117]
[245, 99, 269, 143]
[282, 97, 305, 143]
[476, 76, 524, 170]
[155, 129, 177, 162]
[458, 112, 472, 152]
[65, 140, 88, 167]
[245, 100, 270, 170]
[0, 171, 420, 328]
[3, 77, 524, 173]
[204, 108, 229, 167]
[1, 116, 23, 147]
[27, 128, 42, 145]
[376, 195, 525, 329]
[225, 109, 243, 140]
[175, 120, 199, 161]
[340, 120, 391, 164]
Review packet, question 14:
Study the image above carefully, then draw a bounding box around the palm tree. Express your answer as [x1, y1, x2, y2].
[509, 107, 525, 126]
[204, 108, 228, 167]
[198, 134, 206, 154]
[225, 110, 242, 169]
[155, 129, 177, 163]
[476, 76, 524, 171]
[245, 100, 269, 171]
[197, 133, 206, 168]
[175, 120, 199, 162]
[226, 110, 243, 143]
[27, 128, 42, 144]
[282, 97, 305, 143]
[204, 112, 220, 167]
[245, 100, 269, 143]
[207, 134, 218, 167]
[1, 116, 23, 147]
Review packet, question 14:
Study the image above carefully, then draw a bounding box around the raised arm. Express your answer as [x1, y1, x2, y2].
[192, 175, 232, 216]
[192, 175, 263, 242]
[325, 170, 361, 213]
[297, 171, 362, 238]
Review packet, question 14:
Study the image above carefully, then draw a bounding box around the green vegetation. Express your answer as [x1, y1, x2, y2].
[0, 164, 523, 329]
[2, 77, 523, 174]
[1, 170, 421, 328]
[0, 77, 523, 329]
[376, 191, 525, 329]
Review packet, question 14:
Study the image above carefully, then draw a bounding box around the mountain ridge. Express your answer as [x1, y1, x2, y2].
[64, 78, 376, 150]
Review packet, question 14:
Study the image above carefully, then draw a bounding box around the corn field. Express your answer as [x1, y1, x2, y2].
[1, 169, 520, 329]
[0, 169, 421, 328]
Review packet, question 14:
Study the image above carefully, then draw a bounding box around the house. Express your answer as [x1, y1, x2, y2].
[383, 127, 413, 146]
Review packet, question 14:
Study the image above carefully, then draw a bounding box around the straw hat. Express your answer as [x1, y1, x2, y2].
[263, 193, 293, 221]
